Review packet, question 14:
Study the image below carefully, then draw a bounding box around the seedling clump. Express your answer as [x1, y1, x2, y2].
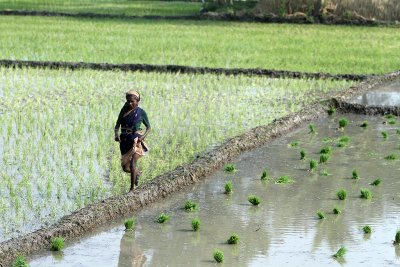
[339, 118, 349, 129]
[224, 181, 233, 194]
[394, 230, 400, 245]
[185, 200, 198, 212]
[213, 250, 224, 263]
[192, 218, 201, 231]
[388, 119, 396, 125]
[327, 107, 336, 116]
[260, 169, 270, 180]
[339, 136, 350, 143]
[333, 246, 347, 258]
[337, 189, 347, 200]
[275, 175, 294, 184]
[309, 124, 316, 134]
[224, 164, 236, 173]
[370, 178, 381, 186]
[385, 154, 397, 160]
[360, 189, 372, 199]
[360, 121, 369, 128]
[124, 217, 136, 231]
[309, 159, 318, 171]
[363, 225, 372, 234]
[248, 195, 261, 206]
[227, 234, 240, 244]
[320, 146, 332, 155]
[333, 207, 341, 214]
[317, 211, 326, 219]
[385, 114, 396, 119]
[51, 237, 65, 251]
[290, 141, 299, 147]
[319, 154, 330, 164]
[157, 213, 170, 223]
[12, 255, 28, 267]
[352, 169, 359, 179]
[300, 150, 306, 160]
[381, 131, 388, 140]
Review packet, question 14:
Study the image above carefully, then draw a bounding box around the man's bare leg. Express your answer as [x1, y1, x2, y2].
[129, 154, 141, 192]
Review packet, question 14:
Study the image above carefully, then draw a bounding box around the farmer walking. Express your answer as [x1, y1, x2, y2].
[114, 90, 151, 192]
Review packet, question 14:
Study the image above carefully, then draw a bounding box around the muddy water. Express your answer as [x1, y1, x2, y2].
[350, 80, 400, 106]
[29, 113, 400, 267]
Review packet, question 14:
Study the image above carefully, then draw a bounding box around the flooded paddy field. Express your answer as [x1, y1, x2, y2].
[29, 113, 400, 267]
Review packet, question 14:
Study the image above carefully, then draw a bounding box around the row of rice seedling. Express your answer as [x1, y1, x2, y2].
[1, 16, 400, 74]
[0, 67, 352, 241]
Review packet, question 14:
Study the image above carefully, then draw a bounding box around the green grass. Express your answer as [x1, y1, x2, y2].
[248, 195, 261, 206]
[184, 200, 198, 211]
[124, 217, 136, 231]
[12, 255, 29, 267]
[370, 178, 381, 186]
[363, 225, 372, 234]
[337, 189, 347, 200]
[227, 234, 240, 244]
[157, 213, 170, 223]
[333, 246, 346, 258]
[0, 0, 202, 17]
[275, 175, 294, 184]
[224, 164, 236, 173]
[224, 181, 233, 194]
[213, 250, 224, 263]
[191, 218, 201, 231]
[51, 237, 65, 251]
[360, 188, 372, 199]
[317, 211, 326, 219]
[1, 16, 400, 74]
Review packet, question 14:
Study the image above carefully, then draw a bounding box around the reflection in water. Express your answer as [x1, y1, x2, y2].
[118, 232, 146, 267]
[349, 80, 400, 107]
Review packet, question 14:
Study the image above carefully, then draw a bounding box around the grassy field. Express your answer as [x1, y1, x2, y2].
[1, 16, 399, 74]
[0, 67, 353, 241]
[0, 0, 202, 16]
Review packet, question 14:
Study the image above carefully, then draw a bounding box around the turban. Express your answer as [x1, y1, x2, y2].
[126, 90, 140, 101]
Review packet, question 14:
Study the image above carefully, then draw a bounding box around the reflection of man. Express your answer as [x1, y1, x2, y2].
[118, 232, 146, 267]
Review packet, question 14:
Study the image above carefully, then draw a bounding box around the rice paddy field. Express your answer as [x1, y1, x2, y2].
[0, 67, 353, 242]
[1, 16, 400, 74]
[0, 0, 202, 16]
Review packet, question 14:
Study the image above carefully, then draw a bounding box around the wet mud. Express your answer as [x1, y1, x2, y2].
[0, 60, 367, 81]
[0, 71, 399, 266]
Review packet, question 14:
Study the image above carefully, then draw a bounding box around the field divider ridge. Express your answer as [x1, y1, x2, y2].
[0, 59, 369, 81]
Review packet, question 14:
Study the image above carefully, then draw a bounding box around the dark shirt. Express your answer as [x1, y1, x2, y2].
[115, 104, 150, 135]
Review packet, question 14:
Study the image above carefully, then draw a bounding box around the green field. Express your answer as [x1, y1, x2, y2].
[0, 67, 353, 241]
[1, 16, 399, 74]
[0, 0, 202, 16]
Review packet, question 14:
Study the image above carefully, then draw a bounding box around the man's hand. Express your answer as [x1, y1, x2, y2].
[114, 135, 120, 142]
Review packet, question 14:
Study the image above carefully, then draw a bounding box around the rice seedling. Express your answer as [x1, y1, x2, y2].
[224, 181, 233, 194]
[224, 164, 236, 173]
[363, 225, 372, 234]
[290, 141, 299, 147]
[124, 218, 136, 231]
[317, 211, 326, 219]
[184, 200, 198, 212]
[339, 118, 349, 129]
[248, 195, 261, 206]
[385, 154, 397, 160]
[388, 119, 396, 125]
[370, 178, 381, 186]
[327, 107, 336, 116]
[360, 121, 369, 128]
[337, 189, 347, 200]
[333, 246, 347, 258]
[213, 250, 224, 263]
[309, 124, 316, 134]
[50, 237, 65, 251]
[275, 175, 294, 184]
[320, 146, 332, 154]
[191, 218, 201, 231]
[352, 169, 360, 179]
[381, 131, 388, 139]
[333, 207, 341, 214]
[337, 141, 347, 148]
[360, 189, 372, 199]
[397, 129, 400, 135]
[385, 114, 396, 119]
[320, 170, 331, 176]
[12, 255, 28, 267]
[260, 169, 270, 180]
[319, 154, 330, 164]
[227, 234, 240, 244]
[394, 230, 400, 245]
[309, 159, 318, 171]
[157, 213, 170, 224]
[300, 150, 306, 160]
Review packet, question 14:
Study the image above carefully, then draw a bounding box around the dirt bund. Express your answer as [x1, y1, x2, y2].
[1, 9, 398, 27]
[0, 72, 399, 267]
[0, 59, 367, 81]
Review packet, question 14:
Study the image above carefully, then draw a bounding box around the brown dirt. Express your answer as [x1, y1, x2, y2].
[0, 71, 399, 267]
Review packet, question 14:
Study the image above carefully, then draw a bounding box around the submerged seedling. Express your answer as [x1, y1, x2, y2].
[12, 255, 28, 267]
[248, 195, 261, 206]
[337, 189, 347, 200]
[157, 213, 170, 223]
[290, 141, 299, 147]
[185, 200, 198, 212]
[319, 154, 330, 164]
[360, 188, 372, 199]
[300, 150, 306, 160]
[124, 217, 136, 231]
[309, 159, 318, 171]
[333, 246, 346, 258]
[227, 234, 240, 244]
[381, 131, 388, 140]
[224, 181, 233, 194]
[275, 175, 294, 184]
[327, 107, 336, 116]
[370, 178, 381, 186]
[339, 118, 349, 129]
[320, 169, 331, 176]
[224, 164, 236, 173]
[360, 121, 369, 128]
[333, 207, 341, 214]
[363, 225, 372, 234]
[192, 218, 201, 231]
[385, 154, 397, 160]
[317, 211, 326, 219]
[352, 169, 360, 179]
[260, 169, 270, 180]
[213, 250, 224, 263]
[51, 237, 65, 251]
[309, 124, 316, 134]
